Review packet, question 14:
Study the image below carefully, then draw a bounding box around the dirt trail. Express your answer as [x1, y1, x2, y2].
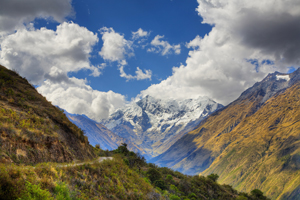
[58, 157, 113, 168]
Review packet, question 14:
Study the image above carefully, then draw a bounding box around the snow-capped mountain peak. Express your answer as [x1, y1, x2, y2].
[101, 95, 223, 157]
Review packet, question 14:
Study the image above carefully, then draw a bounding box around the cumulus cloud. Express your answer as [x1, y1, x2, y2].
[37, 77, 126, 121]
[119, 66, 152, 81]
[0, 2, 127, 121]
[0, 0, 73, 34]
[141, 0, 300, 104]
[99, 27, 134, 62]
[132, 28, 150, 40]
[148, 35, 181, 56]
[0, 22, 99, 85]
[99, 27, 152, 81]
[89, 63, 107, 77]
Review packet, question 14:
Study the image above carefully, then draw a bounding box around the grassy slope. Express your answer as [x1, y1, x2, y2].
[152, 92, 262, 174]
[0, 65, 95, 164]
[0, 147, 268, 200]
[202, 83, 300, 200]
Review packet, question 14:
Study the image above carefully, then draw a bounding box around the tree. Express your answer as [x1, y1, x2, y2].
[146, 168, 161, 183]
[207, 173, 219, 182]
[251, 189, 268, 200]
[117, 143, 129, 154]
[154, 179, 167, 190]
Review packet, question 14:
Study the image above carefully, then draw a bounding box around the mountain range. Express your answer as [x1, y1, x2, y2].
[101, 95, 223, 158]
[151, 69, 300, 199]
[65, 112, 148, 156]
[57, 67, 300, 199]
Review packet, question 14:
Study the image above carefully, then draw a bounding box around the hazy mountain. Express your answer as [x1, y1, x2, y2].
[65, 112, 149, 158]
[101, 95, 223, 157]
[151, 68, 300, 199]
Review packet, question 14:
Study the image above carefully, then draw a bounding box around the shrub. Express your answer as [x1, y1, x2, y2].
[146, 168, 162, 183]
[19, 181, 53, 200]
[188, 192, 197, 199]
[169, 194, 181, 200]
[251, 189, 268, 199]
[54, 182, 72, 200]
[154, 179, 167, 190]
[207, 173, 219, 182]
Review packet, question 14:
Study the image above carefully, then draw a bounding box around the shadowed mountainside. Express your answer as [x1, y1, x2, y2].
[66, 112, 150, 159]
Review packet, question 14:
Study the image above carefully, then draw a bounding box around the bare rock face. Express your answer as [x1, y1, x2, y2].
[0, 65, 96, 164]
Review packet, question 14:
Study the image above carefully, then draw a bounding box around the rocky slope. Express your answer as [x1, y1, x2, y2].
[65, 112, 149, 157]
[101, 95, 223, 157]
[0, 65, 95, 164]
[151, 68, 300, 199]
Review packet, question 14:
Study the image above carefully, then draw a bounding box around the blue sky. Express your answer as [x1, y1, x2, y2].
[53, 0, 212, 99]
[0, 0, 299, 121]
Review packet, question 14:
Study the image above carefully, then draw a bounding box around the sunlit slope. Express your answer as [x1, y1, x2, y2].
[0, 65, 95, 164]
[152, 89, 264, 174]
[202, 83, 300, 200]
[153, 69, 300, 177]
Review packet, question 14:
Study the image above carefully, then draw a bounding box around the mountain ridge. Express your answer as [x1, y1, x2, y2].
[150, 68, 300, 199]
[101, 95, 223, 157]
[65, 111, 149, 157]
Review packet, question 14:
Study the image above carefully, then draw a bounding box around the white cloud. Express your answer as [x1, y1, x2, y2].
[99, 27, 134, 62]
[89, 63, 107, 77]
[119, 66, 152, 81]
[186, 35, 202, 49]
[132, 28, 150, 40]
[141, 0, 300, 105]
[37, 77, 126, 121]
[0, 22, 99, 85]
[99, 27, 152, 81]
[0, 0, 73, 34]
[148, 35, 181, 56]
[0, 2, 128, 121]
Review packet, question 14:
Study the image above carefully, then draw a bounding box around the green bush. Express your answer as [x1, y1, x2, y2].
[18, 181, 53, 200]
[169, 194, 181, 200]
[54, 182, 72, 200]
[154, 179, 167, 190]
[146, 168, 162, 183]
[207, 173, 219, 182]
[188, 192, 197, 199]
[251, 189, 268, 199]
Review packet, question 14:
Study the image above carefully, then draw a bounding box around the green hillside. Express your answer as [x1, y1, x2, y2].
[0, 145, 268, 200]
[0, 64, 95, 164]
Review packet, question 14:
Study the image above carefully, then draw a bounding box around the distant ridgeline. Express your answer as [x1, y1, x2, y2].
[101, 95, 223, 158]
[65, 111, 149, 157]
[0, 65, 95, 164]
[151, 68, 300, 200]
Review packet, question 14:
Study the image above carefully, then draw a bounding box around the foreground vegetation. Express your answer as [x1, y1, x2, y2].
[0, 143, 269, 200]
